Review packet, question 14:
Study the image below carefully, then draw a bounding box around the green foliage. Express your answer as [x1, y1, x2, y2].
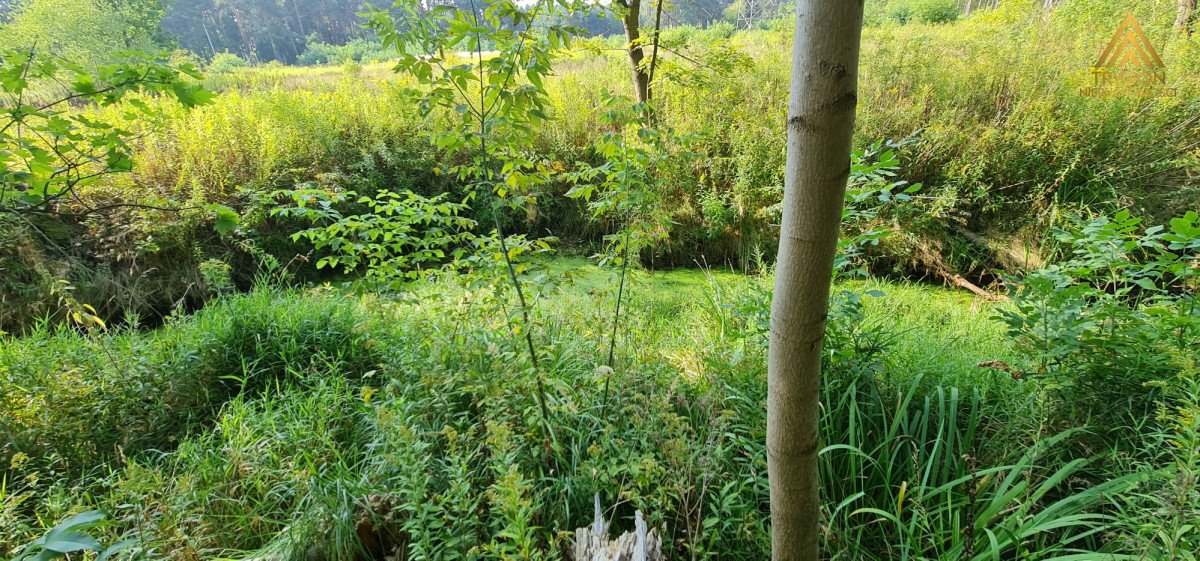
[1, 271, 1148, 559]
[0, 287, 386, 480]
[566, 94, 692, 265]
[1118, 356, 1200, 560]
[100, 0, 174, 48]
[0, 0, 151, 66]
[908, 0, 958, 24]
[207, 51, 247, 73]
[0, 3, 1197, 558]
[9, 510, 130, 561]
[274, 187, 476, 285]
[868, 0, 959, 25]
[838, 138, 922, 278]
[999, 211, 1200, 425]
[0, 47, 211, 214]
[297, 37, 392, 66]
[361, 0, 587, 367]
[4, 0, 1196, 334]
[340, 58, 363, 77]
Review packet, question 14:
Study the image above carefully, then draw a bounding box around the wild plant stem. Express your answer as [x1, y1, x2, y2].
[469, 1, 552, 443]
[606, 229, 631, 369]
[484, 136, 540, 371]
[600, 228, 631, 414]
[602, 138, 634, 410]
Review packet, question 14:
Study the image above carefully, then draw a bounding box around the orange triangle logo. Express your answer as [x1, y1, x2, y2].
[1086, 13, 1169, 94]
[1095, 13, 1165, 72]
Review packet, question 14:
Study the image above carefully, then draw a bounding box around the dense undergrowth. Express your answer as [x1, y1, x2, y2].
[1, 0, 1198, 558]
[2, 0, 1197, 333]
[3, 245, 1198, 559]
[0, 274, 1048, 559]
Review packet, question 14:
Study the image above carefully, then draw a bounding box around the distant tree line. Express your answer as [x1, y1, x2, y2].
[5, 0, 1175, 67]
[159, 0, 751, 64]
[0, 0, 765, 65]
[162, 0, 389, 63]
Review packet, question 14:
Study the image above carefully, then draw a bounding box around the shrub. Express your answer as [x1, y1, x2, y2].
[297, 37, 390, 66]
[9, 0, 1198, 333]
[886, 1, 913, 24]
[340, 58, 363, 76]
[0, 287, 386, 480]
[998, 211, 1200, 428]
[208, 51, 247, 73]
[1, 277, 1119, 559]
[1118, 355, 1200, 558]
[910, 0, 958, 23]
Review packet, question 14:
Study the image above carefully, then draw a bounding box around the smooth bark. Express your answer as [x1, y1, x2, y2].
[768, 1, 864, 560]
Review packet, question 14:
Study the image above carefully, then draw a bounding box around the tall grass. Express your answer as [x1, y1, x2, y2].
[0, 287, 386, 479]
[1, 268, 1154, 559]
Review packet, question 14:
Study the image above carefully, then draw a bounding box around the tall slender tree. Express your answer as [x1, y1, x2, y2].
[613, 0, 650, 103]
[1178, 0, 1197, 35]
[767, 1, 864, 559]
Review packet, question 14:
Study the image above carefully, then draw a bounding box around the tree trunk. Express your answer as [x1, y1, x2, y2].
[1178, 0, 1197, 35]
[767, 1, 864, 560]
[617, 0, 650, 104]
[646, 0, 664, 102]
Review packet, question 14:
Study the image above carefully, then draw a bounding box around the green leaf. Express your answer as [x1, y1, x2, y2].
[95, 539, 134, 561]
[48, 510, 105, 532]
[206, 204, 240, 235]
[43, 531, 102, 553]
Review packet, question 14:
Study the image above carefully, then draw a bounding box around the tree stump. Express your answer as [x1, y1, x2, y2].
[573, 494, 663, 561]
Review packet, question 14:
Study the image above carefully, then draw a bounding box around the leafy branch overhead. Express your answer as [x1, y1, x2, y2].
[0, 48, 212, 216]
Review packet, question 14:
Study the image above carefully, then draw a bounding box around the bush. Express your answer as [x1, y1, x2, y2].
[1118, 357, 1200, 558]
[208, 51, 248, 73]
[0, 287, 386, 479]
[340, 58, 363, 76]
[297, 37, 390, 66]
[910, 0, 958, 23]
[9, 0, 1198, 334]
[2, 270, 1130, 559]
[886, 1, 913, 24]
[998, 211, 1200, 428]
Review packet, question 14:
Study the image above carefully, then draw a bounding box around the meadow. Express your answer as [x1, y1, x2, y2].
[3, 0, 1197, 333]
[1, 0, 1199, 559]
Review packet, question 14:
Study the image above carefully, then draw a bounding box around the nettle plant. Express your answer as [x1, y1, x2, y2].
[565, 92, 694, 367]
[999, 210, 1200, 422]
